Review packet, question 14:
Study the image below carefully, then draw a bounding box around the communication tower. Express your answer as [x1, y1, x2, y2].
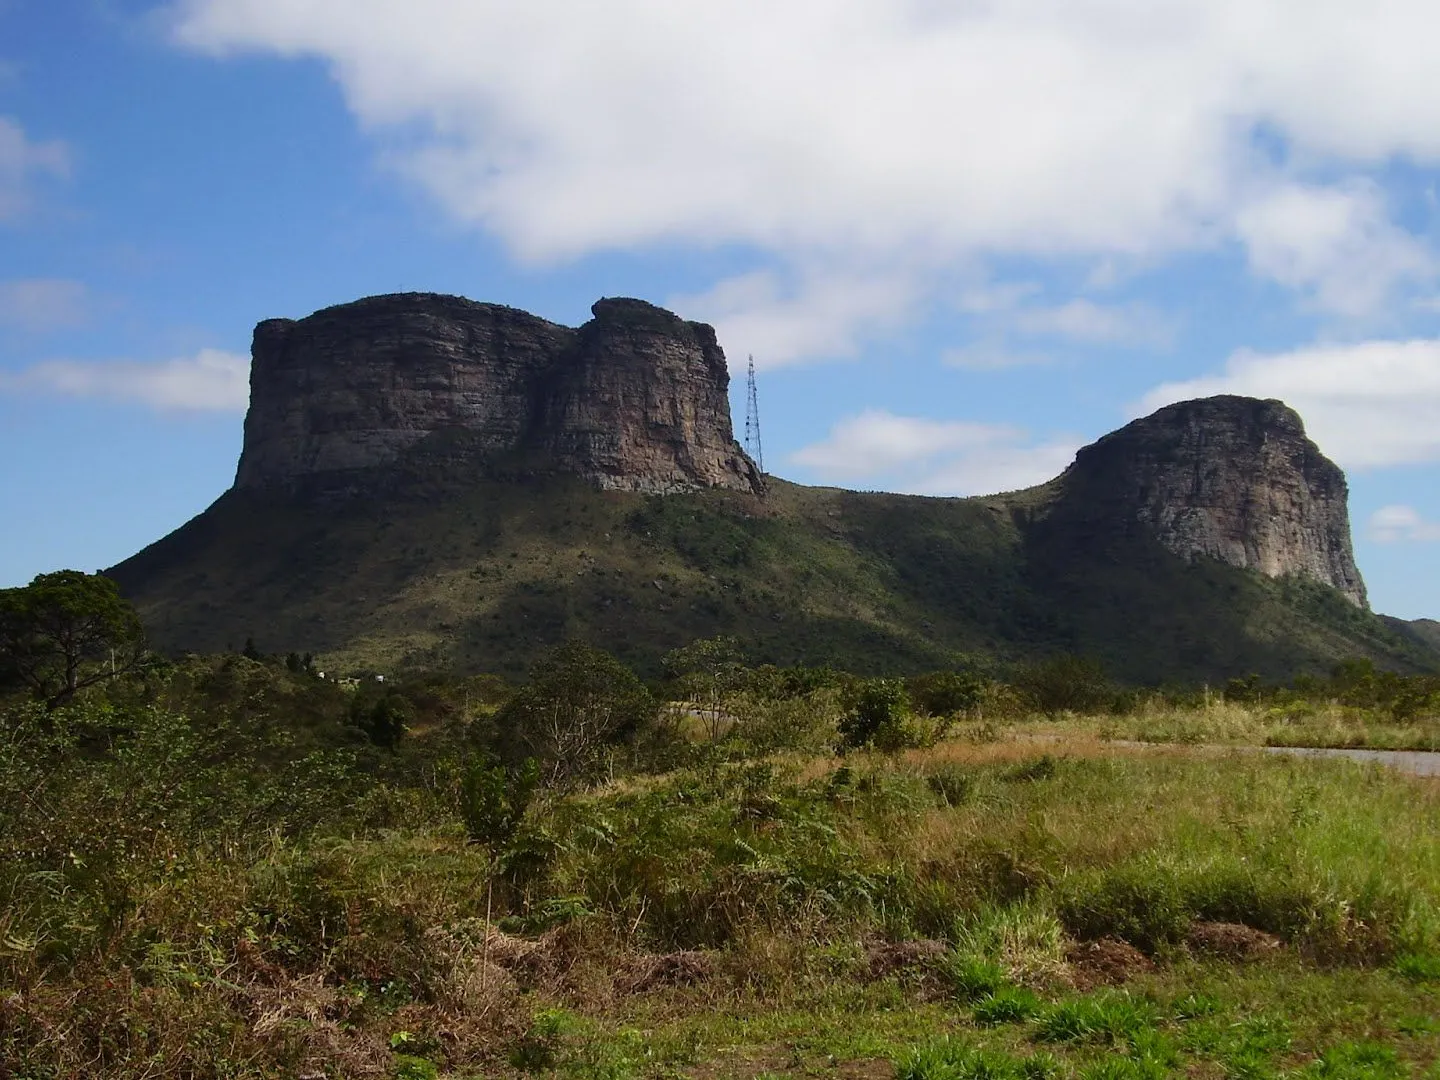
[743, 354, 764, 473]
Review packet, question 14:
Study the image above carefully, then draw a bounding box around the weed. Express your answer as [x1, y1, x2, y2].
[973, 986, 1043, 1025]
[1005, 755, 1059, 783]
[1304, 1041, 1407, 1080]
[927, 764, 976, 806]
[1394, 951, 1440, 982]
[947, 956, 1009, 1002]
[392, 1054, 440, 1080]
[1034, 992, 1154, 1044]
[896, 1038, 1045, 1080]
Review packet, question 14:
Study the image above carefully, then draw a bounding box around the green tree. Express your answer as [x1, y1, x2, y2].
[909, 668, 987, 719]
[350, 692, 413, 750]
[664, 635, 747, 740]
[494, 641, 656, 787]
[1015, 654, 1112, 716]
[459, 755, 540, 847]
[838, 677, 912, 750]
[0, 571, 146, 709]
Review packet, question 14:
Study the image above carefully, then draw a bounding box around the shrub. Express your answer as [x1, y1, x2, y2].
[926, 765, 975, 807]
[1015, 654, 1112, 716]
[910, 670, 987, 719]
[459, 756, 539, 848]
[838, 678, 916, 751]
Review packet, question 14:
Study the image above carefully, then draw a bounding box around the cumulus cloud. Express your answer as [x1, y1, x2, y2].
[1235, 181, 1434, 316]
[1137, 338, 1440, 469]
[670, 265, 922, 369]
[0, 349, 250, 412]
[170, 0, 1440, 357]
[0, 279, 89, 332]
[1008, 299, 1174, 346]
[789, 409, 1078, 496]
[0, 116, 69, 221]
[1368, 505, 1440, 543]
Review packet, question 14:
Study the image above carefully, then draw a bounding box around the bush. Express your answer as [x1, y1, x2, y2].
[838, 678, 916, 751]
[1015, 655, 1113, 716]
[459, 756, 540, 848]
[926, 765, 975, 807]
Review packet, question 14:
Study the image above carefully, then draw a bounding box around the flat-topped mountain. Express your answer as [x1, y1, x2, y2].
[236, 293, 762, 497]
[1053, 396, 1366, 607]
[110, 293, 1434, 680]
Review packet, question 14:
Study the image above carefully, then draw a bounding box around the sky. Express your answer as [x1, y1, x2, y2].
[1, 0, 1438, 620]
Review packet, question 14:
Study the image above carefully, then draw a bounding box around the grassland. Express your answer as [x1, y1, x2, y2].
[4, 671, 1439, 1079]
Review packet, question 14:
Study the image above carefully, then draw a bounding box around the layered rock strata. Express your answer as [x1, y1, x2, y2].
[1057, 395, 1367, 606]
[233, 293, 761, 497]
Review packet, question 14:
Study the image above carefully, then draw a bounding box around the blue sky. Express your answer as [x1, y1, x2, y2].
[2, 0, 1438, 620]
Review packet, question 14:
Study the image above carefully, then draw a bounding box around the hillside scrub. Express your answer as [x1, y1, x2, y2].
[3, 654, 1440, 1077]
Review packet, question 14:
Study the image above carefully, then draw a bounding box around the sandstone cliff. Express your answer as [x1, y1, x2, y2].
[233, 293, 761, 497]
[1055, 395, 1367, 606]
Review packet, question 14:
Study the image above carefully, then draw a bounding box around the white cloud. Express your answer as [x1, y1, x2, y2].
[789, 409, 1079, 496]
[1368, 505, 1440, 543]
[0, 116, 69, 221]
[171, 0, 1440, 358]
[0, 349, 250, 412]
[0, 279, 89, 332]
[670, 265, 921, 369]
[1137, 338, 1440, 469]
[1235, 181, 1434, 316]
[1009, 299, 1173, 346]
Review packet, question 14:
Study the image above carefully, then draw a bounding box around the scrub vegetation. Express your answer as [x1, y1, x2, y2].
[2, 580, 1439, 1078]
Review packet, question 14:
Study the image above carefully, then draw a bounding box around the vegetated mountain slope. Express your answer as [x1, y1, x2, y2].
[111, 473, 1437, 683]
[1384, 617, 1440, 654]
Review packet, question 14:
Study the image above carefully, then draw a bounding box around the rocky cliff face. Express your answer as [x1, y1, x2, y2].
[1056, 395, 1367, 606]
[233, 293, 761, 497]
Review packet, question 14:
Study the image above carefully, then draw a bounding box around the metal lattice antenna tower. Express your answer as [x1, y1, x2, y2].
[743, 354, 764, 473]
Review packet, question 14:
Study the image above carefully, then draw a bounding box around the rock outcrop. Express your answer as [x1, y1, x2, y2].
[233, 293, 762, 497]
[1056, 395, 1367, 606]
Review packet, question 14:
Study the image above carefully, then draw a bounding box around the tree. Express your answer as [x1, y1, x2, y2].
[838, 677, 912, 750]
[1015, 654, 1112, 716]
[351, 693, 413, 750]
[494, 641, 656, 787]
[664, 635, 747, 741]
[0, 571, 147, 709]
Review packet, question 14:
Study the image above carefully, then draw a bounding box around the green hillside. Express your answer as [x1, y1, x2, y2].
[111, 474, 1438, 683]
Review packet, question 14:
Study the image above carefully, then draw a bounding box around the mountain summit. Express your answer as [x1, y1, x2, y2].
[235, 292, 762, 498]
[1054, 396, 1366, 607]
[111, 294, 1428, 680]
